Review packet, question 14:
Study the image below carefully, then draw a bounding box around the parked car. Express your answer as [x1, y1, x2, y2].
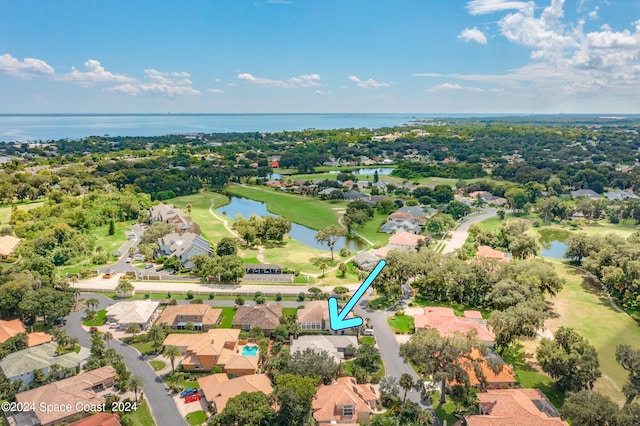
[111, 251, 121, 256]
[53, 318, 67, 327]
[144, 263, 153, 269]
[185, 394, 201, 403]
[125, 257, 132, 263]
[109, 323, 119, 329]
[133, 254, 144, 261]
[180, 388, 198, 398]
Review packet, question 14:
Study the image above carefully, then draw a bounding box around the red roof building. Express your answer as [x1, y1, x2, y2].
[413, 307, 495, 344]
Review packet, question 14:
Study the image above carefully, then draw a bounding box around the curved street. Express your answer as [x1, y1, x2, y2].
[441, 207, 497, 254]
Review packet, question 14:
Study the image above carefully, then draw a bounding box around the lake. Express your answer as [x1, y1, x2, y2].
[216, 196, 367, 252]
[328, 167, 395, 176]
[538, 228, 570, 259]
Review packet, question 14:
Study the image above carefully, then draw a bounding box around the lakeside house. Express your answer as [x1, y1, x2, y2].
[352, 252, 382, 271]
[312, 377, 379, 425]
[198, 373, 274, 415]
[156, 231, 211, 269]
[387, 231, 428, 251]
[149, 203, 201, 235]
[449, 347, 516, 390]
[474, 246, 511, 263]
[155, 304, 222, 331]
[6, 366, 116, 426]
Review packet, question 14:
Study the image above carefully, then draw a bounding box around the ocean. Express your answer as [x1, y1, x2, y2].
[0, 113, 454, 142]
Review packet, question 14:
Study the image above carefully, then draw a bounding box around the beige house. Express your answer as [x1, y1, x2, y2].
[105, 300, 160, 330]
[312, 377, 379, 425]
[155, 304, 221, 331]
[0, 235, 20, 260]
[296, 301, 356, 335]
[232, 304, 282, 334]
[7, 366, 116, 426]
[198, 373, 273, 414]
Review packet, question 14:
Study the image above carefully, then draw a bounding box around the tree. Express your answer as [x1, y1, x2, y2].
[108, 219, 115, 236]
[125, 323, 141, 336]
[536, 327, 601, 392]
[274, 374, 317, 426]
[315, 225, 347, 261]
[216, 237, 238, 256]
[102, 331, 113, 349]
[337, 262, 347, 277]
[163, 345, 180, 373]
[399, 373, 415, 403]
[283, 348, 340, 384]
[343, 209, 368, 232]
[333, 285, 349, 299]
[564, 233, 595, 265]
[354, 343, 382, 374]
[127, 376, 143, 402]
[86, 297, 99, 311]
[445, 200, 471, 220]
[561, 390, 622, 426]
[509, 235, 539, 259]
[616, 344, 640, 406]
[318, 261, 328, 277]
[426, 214, 456, 236]
[18, 288, 73, 325]
[379, 376, 400, 398]
[215, 391, 275, 426]
[146, 325, 166, 353]
[490, 298, 548, 354]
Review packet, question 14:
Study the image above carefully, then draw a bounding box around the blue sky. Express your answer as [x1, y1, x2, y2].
[1, 0, 639, 113]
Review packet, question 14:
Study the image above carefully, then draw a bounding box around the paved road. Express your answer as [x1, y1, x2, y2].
[99, 224, 144, 274]
[441, 207, 497, 254]
[64, 294, 186, 426]
[354, 291, 440, 426]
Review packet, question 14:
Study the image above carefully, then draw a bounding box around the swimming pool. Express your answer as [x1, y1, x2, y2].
[242, 345, 258, 356]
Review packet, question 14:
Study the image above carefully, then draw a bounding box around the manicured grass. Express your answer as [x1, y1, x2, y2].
[259, 238, 332, 275]
[542, 263, 640, 405]
[185, 410, 208, 426]
[282, 307, 298, 317]
[216, 307, 237, 328]
[537, 220, 639, 239]
[181, 380, 200, 390]
[368, 296, 392, 310]
[0, 201, 45, 224]
[357, 212, 391, 247]
[121, 401, 155, 426]
[225, 184, 342, 230]
[431, 392, 462, 425]
[93, 222, 130, 253]
[82, 309, 107, 326]
[479, 213, 530, 233]
[131, 342, 157, 355]
[166, 192, 235, 242]
[359, 336, 375, 346]
[242, 257, 260, 264]
[149, 360, 166, 371]
[387, 315, 414, 334]
[413, 297, 491, 320]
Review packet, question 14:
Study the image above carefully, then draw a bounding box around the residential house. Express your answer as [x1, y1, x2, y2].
[69, 413, 121, 426]
[396, 206, 426, 218]
[352, 252, 382, 271]
[105, 300, 160, 331]
[244, 264, 284, 274]
[163, 329, 259, 376]
[450, 347, 516, 390]
[379, 219, 420, 234]
[387, 231, 428, 251]
[370, 246, 392, 259]
[312, 377, 379, 425]
[156, 231, 211, 269]
[149, 203, 201, 235]
[0, 342, 91, 387]
[475, 246, 511, 263]
[318, 188, 340, 199]
[198, 373, 274, 414]
[232, 304, 283, 334]
[341, 180, 354, 190]
[362, 195, 392, 207]
[465, 388, 568, 426]
[570, 189, 602, 200]
[413, 307, 495, 345]
[155, 304, 222, 331]
[356, 181, 370, 191]
[6, 366, 116, 426]
[296, 301, 356, 335]
[469, 191, 508, 206]
[343, 190, 368, 201]
[0, 235, 20, 260]
[604, 190, 639, 201]
[0, 319, 52, 347]
[291, 335, 358, 363]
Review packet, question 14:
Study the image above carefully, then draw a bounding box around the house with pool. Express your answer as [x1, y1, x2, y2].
[162, 329, 259, 377]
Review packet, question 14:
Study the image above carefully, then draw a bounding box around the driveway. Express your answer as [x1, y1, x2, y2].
[99, 223, 145, 274]
[64, 294, 187, 426]
[354, 291, 440, 426]
[441, 207, 497, 254]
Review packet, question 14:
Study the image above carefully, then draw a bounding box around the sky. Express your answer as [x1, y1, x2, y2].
[1, 0, 640, 114]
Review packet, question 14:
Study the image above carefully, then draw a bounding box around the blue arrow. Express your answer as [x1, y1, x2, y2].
[329, 259, 386, 331]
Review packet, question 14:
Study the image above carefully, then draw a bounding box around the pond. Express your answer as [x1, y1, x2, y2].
[328, 167, 395, 176]
[217, 196, 367, 252]
[538, 228, 570, 259]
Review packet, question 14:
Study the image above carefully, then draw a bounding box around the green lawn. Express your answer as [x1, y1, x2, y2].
[430, 392, 460, 425]
[82, 309, 107, 326]
[535, 220, 639, 240]
[149, 360, 166, 371]
[282, 307, 298, 317]
[185, 410, 208, 426]
[542, 263, 640, 405]
[181, 380, 200, 390]
[0, 201, 45, 225]
[359, 336, 375, 346]
[225, 184, 343, 230]
[121, 401, 155, 426]
[357, 211, 391, 247]
[166, 192, 235, 242]
[131, 342, 157, 355]
[93, 222, 130, 253]
[368, 296, 392, 310]
[217, 307, 237, 328]
[387, 315, 414, 334]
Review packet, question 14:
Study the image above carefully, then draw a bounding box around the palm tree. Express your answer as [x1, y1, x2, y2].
[319, 261, 328, 278]
[163, 345, 180, 373]
[102, 331, 113, 348]
[399, 373, 415, 403]
[125, 323, 141, 337]
[146, 325, 166, 353]
[86, 297, 99, 311]
[128, 376, 144, 402]
[186, 204, 192, 216]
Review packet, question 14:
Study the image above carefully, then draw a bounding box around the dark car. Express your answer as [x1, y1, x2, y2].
[180, 388, 198, 398]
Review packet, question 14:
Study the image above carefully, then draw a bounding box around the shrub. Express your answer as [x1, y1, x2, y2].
[339, 248, 351, 257]
[297, 292, 305, 302]
[190, 298, 204, 304]
[208, 292, 215, 300]
[254, 291, 263, 298]
[294, 270, 300, 277]
[235, 296, 245, 306]
[255, 296, 265, 305]
[186, 290, 194, 300]
[532, 220, 541, 227]
[167, 291, 172, 298]
[144, 293, 150, 299]
[168, 299, 178, 306]
[275, 292, 282, 301]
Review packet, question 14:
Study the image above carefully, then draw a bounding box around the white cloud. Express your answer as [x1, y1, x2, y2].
[58, 60, 136, 86]
[458, 27, 488, 44]
[0, 53, 55, 78]
[413, 73, 443, 77]
[208, 88, 224, 94]
[466, 0, 531, 15]
[110, 69, 200, 96]
[315, 90, 325, 95]
[426, 83, 483, 92]
[348, 75, 392, 88]
[237, 72, 320, 88]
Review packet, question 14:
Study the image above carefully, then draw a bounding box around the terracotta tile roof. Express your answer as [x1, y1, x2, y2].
[476, 246, 510, 262]
[297, 301, 330, 324]
[27, 331, 53, 347]
[232, 304, 283, 330]
[198, 373, 273, 413]
[69, 413, 121, 426]
[163, 329, 240, 357]
[0, 235, 20, 257]
[222, 353, 259, 371]
[312, 377, 378, 425]
[371, 246, 392, 258]
[388, 231, 427, 248]
[413, 307, 496, 343]
[0, 319, 26, 343]
[450, 348, 516, 388]
[155, 305, 221, 328]
[466, 389, 568, 426]
[388, 212, 415, 221]
[15, 366, 116, 426]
